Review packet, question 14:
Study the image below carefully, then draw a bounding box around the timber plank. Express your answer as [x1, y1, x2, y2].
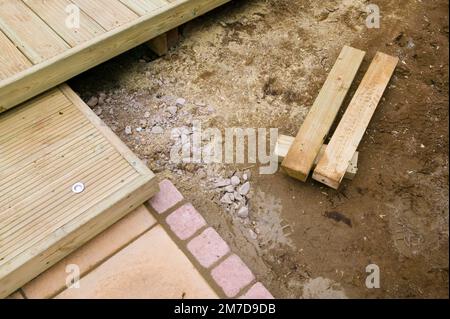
[23, 0, 106, 46]
[0, 31, 31, 81]
[281, 46, 365, 182]
[313, 52, 398, 189]
[71, 0, 138, 31]
[0, 0, 70, 64]
[120, 0, 168, 15]
[275, 134, 358, 180]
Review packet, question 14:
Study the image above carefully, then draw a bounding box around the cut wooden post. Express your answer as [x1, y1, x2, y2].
[147, 27, 179, 56]
[275, 134, 358, 180]
[281, 46, 365, 181]
[313, 52, 398, 189]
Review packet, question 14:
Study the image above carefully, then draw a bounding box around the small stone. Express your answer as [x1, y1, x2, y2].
[94, 106, 102, 116]
[244, 170, 251, 180]
[125, 126, 132, 135]
[176, 98, 186, 106]
[195, 101, 206, 107]
[87, 96, 98, 107]
[231, 176, 240, 186]
[98, 93, 106, 105]
[224, 185, 235, 192]
[214, 179, 231, 188]
[239, 182, 250, 196]
[136, 127, 143, 133]
[229, 193, 235, 201]
[220, 193, 233, 204]
[237, 206, 249, 219]
[151, 126, 164, 134]
[167, 106, 178, 115]
[248, 229, 258, 239]
[144, 111, 151, 118]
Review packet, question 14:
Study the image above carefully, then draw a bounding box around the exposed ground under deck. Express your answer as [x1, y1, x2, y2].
[0, 0, 229, 113]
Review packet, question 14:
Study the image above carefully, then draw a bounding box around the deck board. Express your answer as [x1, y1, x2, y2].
[71, 0, 138, 31]
[119, 0, 168, 15]
[0, 0, 70, 63]
[23, 0, 106, 46]
[0, 0, 230, 113]
[0, 30, 32, 81]
[0, 85, 158, 298]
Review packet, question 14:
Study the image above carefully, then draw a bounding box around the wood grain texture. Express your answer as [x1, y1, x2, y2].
[313, 52, 398, 189]
[0, 86, 158, 298]
[0, 30, 31, 81]
[71, 0, 138, 31]
[0, 0, 230, 113]
[120, 0, 168, 15]
[275, 134, 358, 180]
[281, 46, 365, 182]
[0, 0, 70, 64]
[23, 0, 106, 46]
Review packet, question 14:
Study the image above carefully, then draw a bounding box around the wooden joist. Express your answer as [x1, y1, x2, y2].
[281, 46, 365, 182]
[275, 134, 358, 180]
[147, 28, 179, 56]
[313, 52, 398, 189]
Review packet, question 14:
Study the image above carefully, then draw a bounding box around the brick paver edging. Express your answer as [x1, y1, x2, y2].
[147, 179, 274, 299]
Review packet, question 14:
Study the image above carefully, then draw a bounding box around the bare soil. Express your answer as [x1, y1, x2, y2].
[70, 0, 449, 298]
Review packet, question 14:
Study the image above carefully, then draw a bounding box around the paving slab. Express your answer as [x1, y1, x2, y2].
[211, 254, 255, 297]
[22, 206, 156, 299]
[55, 225, 218, 299]
[187, 227, 230, 268]
[239, 283, 274, 299]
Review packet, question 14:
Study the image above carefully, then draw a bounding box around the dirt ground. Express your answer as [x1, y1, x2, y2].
[70, 0, 449, 298]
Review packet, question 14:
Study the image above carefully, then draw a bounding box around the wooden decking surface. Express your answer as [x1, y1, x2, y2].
[0, 0, 229, 113]
[0, 84, 158, 298]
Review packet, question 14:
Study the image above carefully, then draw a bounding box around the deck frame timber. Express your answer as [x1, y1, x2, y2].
[313, 52, 398, 189]
[147, 27, 180, 56]
[275, 134, 358, 180]
[281, 46, 365, 182]
[0, 0, 230, 113]
[0, 84, 158, 298]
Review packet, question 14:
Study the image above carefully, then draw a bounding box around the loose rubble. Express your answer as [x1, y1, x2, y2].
[213, 170, 252, 219]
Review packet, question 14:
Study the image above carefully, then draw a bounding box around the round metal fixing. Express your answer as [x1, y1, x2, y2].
[71, 182, 85, 194]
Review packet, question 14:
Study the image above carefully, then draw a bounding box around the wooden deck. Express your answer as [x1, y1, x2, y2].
[0, 84, 158, 298]
[0, 0, 229, 113]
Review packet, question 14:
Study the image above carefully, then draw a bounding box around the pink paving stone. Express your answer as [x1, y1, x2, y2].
[211, 254, 255, 297]
[187, 227, 230, 268]
[166, 203, 206, 240]
[239, 282, 274, 299]
[148, 179, 184, 214]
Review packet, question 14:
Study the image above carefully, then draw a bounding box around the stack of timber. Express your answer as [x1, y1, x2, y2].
[279, 46, 398, 189]
[313, 52, 398, 189]
[281, 46, 365, 181]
